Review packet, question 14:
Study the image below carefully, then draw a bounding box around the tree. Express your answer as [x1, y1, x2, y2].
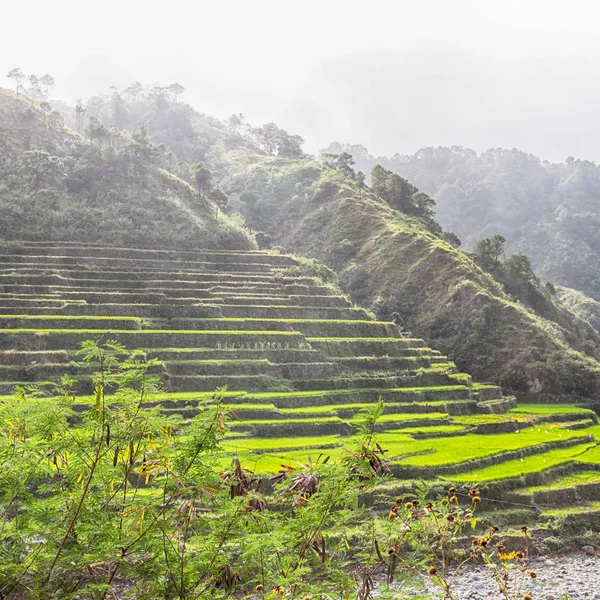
[193, 163, 212, 198]
[501, 253, 536, 295]
[322, 152, 355, 177]
[254, 122, 280, 155]
[86, 117, 109, 146]
[371, 164, 415, 213]
[411, 191, 436, 220]
[441, 231, 462, 248]
[227, 113, 242, 134]
[6, 68, 24, 96]
[276, 130, 304, 158]
[168, 83, 185, 102]
[255, 231, 272, 249]
[39, 74, 55, 98]
[21, 150, 65, 188]
[124, 81, 144, 102]
[474, 234, 506, 272]
[75, 101, 86, 136]
[356, 171, 366, 197]
[210, 188, 229, 215]
[28, 74, 41, 103]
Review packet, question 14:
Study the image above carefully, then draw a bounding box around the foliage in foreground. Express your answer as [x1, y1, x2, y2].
[0, 342, 542, 599]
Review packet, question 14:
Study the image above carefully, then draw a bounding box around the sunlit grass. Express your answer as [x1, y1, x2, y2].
[523, 469, 600, 493]
[446, 443, 596, 482]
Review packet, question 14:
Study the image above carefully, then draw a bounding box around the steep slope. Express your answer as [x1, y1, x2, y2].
[217, 152, 600, 399]
[322, 143, 600, 301]
[557, 286, 600, 334]
[44, 88, 600, 400]
[0, 88, 254, 250]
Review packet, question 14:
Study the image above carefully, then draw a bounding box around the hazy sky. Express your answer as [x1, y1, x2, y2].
[3, 0, 600, 161]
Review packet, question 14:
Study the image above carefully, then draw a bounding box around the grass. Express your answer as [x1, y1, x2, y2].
[221, 435, 342, 452]
[445, 443, 597, 482]
[541, 502, 600, 518]
[229, 416, 343, 426]
[306, 337, 420, 342]
[395, 424, 467, 434]
[0, 314, 140, 320]
[453, 414, 532, 425]
[575, 445, 600, 464]
[0, 328, 302, 335]
[172, 317, 389, 325]
[349, 412, 448, 423]
[511, 404, 596, 415]
[523, 470, 600, 493]
[384, 424, 591, 467]
[215, 423, 594, 474]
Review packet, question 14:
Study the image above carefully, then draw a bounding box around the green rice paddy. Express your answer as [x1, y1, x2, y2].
[3, 242, 600, 523]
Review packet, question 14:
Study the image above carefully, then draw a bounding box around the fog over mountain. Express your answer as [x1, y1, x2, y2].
[4, 0, 600, 162]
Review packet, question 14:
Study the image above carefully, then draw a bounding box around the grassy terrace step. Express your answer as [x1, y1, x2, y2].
[165, 360, 278, 377]
[444, 443, 598, 483]
[511, 404, 598, 417]
[140, 348, 328, 364]
[0, 275, 334, 297]
[334, 356, 437, 371]
[223, 386, 471, 408]
[0, 255, 278, 273]
[0, 291, 171, 304]
[291, 369, 464, 392]
[277, 362, 344, 379]
[165, 375, 291, 393]
[521, 470, 600, 494]
[0, 303, 372, 321]
[307, 338, 439, 357]
[0, 329, 306, 351]
[214, 433, 595, 477]
[278, 400, 474, 416]
[0, 316, 399, 340]
[0, 350, 68, 365]
[196, 295, 351, 308]
[0, 268, 323, 287]
[0, 284, 338, 302]
[1, 245, 298, 266]
[389, 428, 592, 470]
[0, 362, 154, 380]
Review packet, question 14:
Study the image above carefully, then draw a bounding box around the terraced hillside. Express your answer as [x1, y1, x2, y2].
[2, 242, 600, 531]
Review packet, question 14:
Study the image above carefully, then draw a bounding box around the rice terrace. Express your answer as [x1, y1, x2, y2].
[2, 241, 600, 597]
[4, 11, 600, 595]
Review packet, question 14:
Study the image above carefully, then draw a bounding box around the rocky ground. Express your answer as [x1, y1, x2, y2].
[415, 552, 600, 600]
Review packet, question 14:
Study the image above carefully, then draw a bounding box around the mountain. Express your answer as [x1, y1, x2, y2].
[212, 151, 600, 399]
[0, 89, 255, 250]
[34, 84, 600, 399]
[321, 143, 600, 301]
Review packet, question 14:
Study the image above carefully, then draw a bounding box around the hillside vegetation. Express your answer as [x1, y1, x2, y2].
[323, 143, 600, 301]
[215, 152, 600, 399]
[0, 89, 254, 250]
[35, 83, 600, 398]
[557, 286, 600, 334]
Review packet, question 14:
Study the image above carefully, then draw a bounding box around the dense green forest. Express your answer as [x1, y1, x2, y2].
[322, 143, 600, 302]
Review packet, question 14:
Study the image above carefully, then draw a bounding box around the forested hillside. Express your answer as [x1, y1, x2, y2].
[29, 82, 600, 399]
[0, 89, 254, 250]
[322, 143, 600, 301]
